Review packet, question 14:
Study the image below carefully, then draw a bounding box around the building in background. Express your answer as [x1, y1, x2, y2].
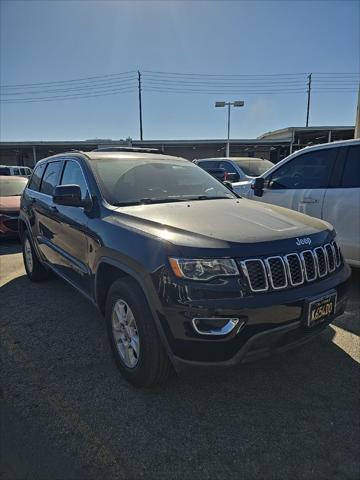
[258, 126, 354, 153]
[0, 125, 354, 167]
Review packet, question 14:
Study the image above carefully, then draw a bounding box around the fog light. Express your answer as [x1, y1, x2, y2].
[192, 318, 244, 336]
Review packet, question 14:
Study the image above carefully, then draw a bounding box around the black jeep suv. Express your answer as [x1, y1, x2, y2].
[19, 151, 351, 387]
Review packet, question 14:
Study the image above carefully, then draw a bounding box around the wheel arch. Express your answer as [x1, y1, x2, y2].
[95, 257, 174, 366]
[18, 217, 27, 239]
[95, 260, 132, 315]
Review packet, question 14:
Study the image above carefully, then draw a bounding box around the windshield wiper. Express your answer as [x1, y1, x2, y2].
[113, 196, 233, 207]
[182, 195, 232, 201]
[113, 198, 187, 207]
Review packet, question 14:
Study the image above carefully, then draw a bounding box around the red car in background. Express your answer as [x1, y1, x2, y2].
[0, 176, 28, 238]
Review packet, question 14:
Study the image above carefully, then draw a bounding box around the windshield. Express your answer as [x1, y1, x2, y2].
[0, 177, 28, 196]
[89, 157, 236, 205]
[233, 159, 273, 177]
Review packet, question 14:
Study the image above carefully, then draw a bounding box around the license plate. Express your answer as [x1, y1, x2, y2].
[306, 292, 337, 327]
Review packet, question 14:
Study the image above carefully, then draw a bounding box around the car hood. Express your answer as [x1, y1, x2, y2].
[0, 196, 20, 213]
[113, 198, 331, 249]
[232, 179, 252, 187]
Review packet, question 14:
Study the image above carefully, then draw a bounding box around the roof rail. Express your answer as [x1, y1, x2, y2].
[92, 146, 160, 153]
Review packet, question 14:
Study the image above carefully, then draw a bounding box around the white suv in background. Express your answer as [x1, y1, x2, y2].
[237, 140, 360, 267]
[0, 165, 33, 177]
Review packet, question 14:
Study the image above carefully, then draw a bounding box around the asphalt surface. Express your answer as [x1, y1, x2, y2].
[1, 240, 359, 480]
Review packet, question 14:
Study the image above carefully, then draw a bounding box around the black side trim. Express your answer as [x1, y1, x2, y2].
[36, 235, 89, 275]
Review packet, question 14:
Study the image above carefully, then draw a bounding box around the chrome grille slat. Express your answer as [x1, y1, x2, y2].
[314, 246, 327, 277]
[240, 241, 341, 293]
[332, 241, 341, 267]
[324, 243, 336, 272]
[300, 250, 317, 282]
[284, 253, 304, 286]
[264, 256, 288, 290]
[241, 259, 268, 292]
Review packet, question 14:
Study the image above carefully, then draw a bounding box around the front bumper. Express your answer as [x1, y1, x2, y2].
[156, 263, 351, 369]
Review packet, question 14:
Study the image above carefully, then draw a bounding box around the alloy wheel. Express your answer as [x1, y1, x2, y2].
[24, 238, 34, 273]
[111, 299, 140, 368]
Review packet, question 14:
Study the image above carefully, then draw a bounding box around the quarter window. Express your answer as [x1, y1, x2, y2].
[60, 160, 89, 199]
[269, 148, 337, 190]
[40, 161, 62, 196]
[28, 163, 46, 192]
[341, 146, 360, 188]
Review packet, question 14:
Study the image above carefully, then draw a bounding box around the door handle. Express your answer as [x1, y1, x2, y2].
[301, 198, 318, 204]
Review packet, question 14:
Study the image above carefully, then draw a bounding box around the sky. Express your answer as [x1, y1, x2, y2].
[0, 0, 359, 141]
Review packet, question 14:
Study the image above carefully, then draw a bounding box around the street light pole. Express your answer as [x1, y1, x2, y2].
[215, 100, 244, 157]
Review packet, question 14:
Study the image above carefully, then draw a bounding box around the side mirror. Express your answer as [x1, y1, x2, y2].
[53, 185, 87, 207]
[251, 177, 264, 197]
[223, 180, 233, 191]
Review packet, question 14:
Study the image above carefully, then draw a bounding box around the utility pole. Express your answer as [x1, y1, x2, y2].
[355, 85, 360, 138]
[226, 102, 231, 157]
[306, 73, 312, 127]
[138, 71, 143, 140]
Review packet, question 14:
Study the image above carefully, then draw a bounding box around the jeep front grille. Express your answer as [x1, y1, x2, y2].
[240, 259, 268, 292]
[239, 241, 341, 293]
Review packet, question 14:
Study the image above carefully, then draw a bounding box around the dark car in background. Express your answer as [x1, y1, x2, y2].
[19, 151, 350, 387]
[0, 175, 28, 238]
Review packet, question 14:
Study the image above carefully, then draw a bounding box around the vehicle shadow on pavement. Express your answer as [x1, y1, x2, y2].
[1, 272, 359, 480]
[0, 239, 22, 256]
[333, 267, 360, 335]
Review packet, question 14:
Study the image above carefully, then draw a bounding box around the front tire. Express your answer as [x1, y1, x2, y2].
[22, 230, 50, 282]
[105, 278, 173, 387]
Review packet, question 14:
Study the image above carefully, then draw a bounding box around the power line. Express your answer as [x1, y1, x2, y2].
[144, 79, 307, 86]
[143, 88, 307, 94]
[0, 80, 138, 96]
[1, 70, 358, 106]
[0, 86, 137, 104]
[143, 70, 308, 77]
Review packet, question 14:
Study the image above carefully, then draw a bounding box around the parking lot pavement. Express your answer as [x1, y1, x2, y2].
[1, 241, 359, 480]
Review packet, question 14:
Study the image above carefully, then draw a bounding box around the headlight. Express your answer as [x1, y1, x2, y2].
[168, 257, 239, 281]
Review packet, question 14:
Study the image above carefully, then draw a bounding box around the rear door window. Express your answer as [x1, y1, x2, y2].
[341, 146, 360, 188]
[28, 163, 46, 191]
[218, 161, 240, 180]
[40, 161, 62, 196]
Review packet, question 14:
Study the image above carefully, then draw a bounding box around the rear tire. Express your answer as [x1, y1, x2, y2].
[105, 278, 173, 387]
[22, 230, 50, 282]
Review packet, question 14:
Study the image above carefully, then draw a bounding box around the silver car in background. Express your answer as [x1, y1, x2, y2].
[193, 157, 274, 182]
